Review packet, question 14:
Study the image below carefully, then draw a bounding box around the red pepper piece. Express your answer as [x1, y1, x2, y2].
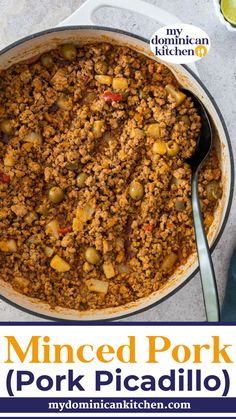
[103, 91, 123, 102]
[59, 227, 72, 235]
[143, 224, 153, 233]
[0, 172, 10, 184]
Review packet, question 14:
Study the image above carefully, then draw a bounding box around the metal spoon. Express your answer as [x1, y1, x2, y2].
[183, 89, 220, 322]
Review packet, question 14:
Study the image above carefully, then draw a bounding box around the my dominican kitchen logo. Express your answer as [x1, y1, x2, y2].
[150, 24, 211, 64]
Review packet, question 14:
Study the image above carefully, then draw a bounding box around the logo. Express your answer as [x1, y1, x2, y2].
[150, 24, 211, 64]
[195, 45, 208, 58]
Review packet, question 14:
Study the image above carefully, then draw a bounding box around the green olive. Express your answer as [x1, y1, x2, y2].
[76, 172, 88, 188]
[183, 162, 190, 170]
[206, 181, 222, 201]
[48, 187, 65, 204]
[152, 140, 167, 155]
[175, 199, 185, 212]
[40, 54, 54, 68]
[0, 119, 12, 135]
[129, 180, 144, 201]
[180, 115, 190, 126]
[171, 176, 181, 187]
[41, 207, 50, 216]
[24, 211, 38, 225]
[85, 247, 101, 265]
[94, 60, 108, 75]
[66, 161, 79, 171]
[166, 141, 180, 157]
[61, 44, 77, 61]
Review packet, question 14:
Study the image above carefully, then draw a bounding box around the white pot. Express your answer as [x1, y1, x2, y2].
[0, 0, 234, 321]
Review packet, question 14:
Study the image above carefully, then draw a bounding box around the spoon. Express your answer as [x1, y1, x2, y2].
[183, 89, 220, 322]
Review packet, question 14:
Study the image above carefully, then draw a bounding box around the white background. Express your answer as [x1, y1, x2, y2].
[0, 324, 236, 398]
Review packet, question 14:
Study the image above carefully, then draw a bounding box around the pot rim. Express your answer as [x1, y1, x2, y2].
[0, 25, 234, 322]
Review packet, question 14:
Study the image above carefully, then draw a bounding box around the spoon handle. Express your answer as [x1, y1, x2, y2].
[191, 171, 220, 322]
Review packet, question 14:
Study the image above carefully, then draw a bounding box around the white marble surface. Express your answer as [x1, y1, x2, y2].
[0, 0, 235, 322]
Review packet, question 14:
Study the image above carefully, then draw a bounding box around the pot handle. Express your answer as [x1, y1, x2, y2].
[58, 0, 181, 27]
[57, 0, 199, 75]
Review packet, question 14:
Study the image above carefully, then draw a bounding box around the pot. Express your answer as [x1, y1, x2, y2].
[0, 0, 234, 321]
